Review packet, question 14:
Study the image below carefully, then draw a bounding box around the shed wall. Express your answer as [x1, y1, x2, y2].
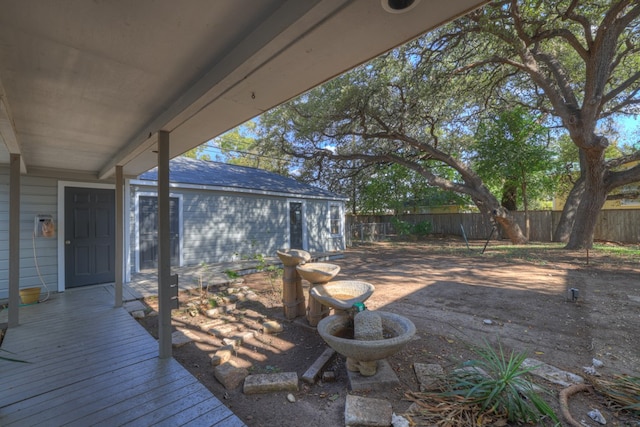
[130, 185, 344, 271]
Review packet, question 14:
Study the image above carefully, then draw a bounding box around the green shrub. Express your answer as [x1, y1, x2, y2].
[224, 269, 239, 279]
[390, 217, 432, 237]
[412, 220, 432, 236]
[390, 217, 412, 236]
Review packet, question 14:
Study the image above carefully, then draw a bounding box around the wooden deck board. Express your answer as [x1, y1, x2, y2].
[0, 357, 161, 420]
[0, 284, 246, 427]
[155, 398, 231, 427]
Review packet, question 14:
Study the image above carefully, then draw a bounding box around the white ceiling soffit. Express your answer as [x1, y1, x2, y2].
[0, 0, 487, 180]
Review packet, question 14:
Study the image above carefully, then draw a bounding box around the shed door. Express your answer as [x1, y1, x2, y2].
[289, 202, 303, 249]
[139, 196, 180, 269]
[65, 187, 115, 288]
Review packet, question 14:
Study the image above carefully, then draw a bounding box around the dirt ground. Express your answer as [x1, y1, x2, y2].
[138, 239, 640, 427]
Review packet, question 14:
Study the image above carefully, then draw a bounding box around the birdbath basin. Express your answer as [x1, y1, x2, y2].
[296, 262, 340, 284]
[309, 280, 375, 311]
[276, 249, 311, 267]
[317, 311, 416, 363]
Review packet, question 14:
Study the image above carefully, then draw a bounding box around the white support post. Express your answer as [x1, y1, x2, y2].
[115, 165, 124, 308]
[8, 154, 21, 327]
[157, 131, 172, 359]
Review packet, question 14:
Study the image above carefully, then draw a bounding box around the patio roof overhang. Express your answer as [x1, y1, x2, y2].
[0, 0, 487, 180]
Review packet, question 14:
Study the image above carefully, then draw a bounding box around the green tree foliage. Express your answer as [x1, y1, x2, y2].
[429, 0, 640, 248]
[181, 145, 211, 160]
[207, 122, 292, 175]
[474, 107, 560, 236]
[359, 163, 468, 215]
[256, 44, 530, 244]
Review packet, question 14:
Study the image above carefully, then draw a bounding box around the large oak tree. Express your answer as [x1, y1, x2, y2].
[256, 0, 640, 248]
[258, 52, 531, 243]
[441, 0, 640, 248]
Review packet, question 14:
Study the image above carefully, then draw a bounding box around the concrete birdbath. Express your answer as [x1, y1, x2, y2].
[309, 280, 375, 312]
[296, 263, 340, 284]
[276, 249, 311, 267]
[295, 262, 341, 326]
[276, 249, 311, 319]
[317, 311, 416, 376]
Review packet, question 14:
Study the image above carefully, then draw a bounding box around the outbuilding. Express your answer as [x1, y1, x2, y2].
[130, 156, 347, 272]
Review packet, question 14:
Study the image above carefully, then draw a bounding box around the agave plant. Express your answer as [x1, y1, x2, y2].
[447, 340, 559, 425]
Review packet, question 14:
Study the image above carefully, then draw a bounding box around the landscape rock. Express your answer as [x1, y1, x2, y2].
[223, 337, 243, 349]
[588, 408, 607, 425]
[244, 291, 259, 301]
[171, 330, 193, 347]
[243, 372, 298, 394]
[302, 347, 336, 384]
[344, 395, 392, 427]
[413, 363, 444, 391]
[214, 361, 249, 390]
[522, 358, 584, 387]
[262, 320, 284, 334]
[210, 345, 235, 366]
[391, 413, 410, 427]
[205, 307, 223, 317]
[209, 324, 240, 338]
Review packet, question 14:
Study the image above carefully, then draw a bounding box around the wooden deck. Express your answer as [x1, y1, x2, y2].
[0, 285, 246, 426]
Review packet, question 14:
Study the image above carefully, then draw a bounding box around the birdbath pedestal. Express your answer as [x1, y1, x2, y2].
[276, 249, 311, 319]
[296, 263, 340, 326]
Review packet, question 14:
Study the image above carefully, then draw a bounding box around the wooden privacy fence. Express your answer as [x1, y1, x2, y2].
[347, 209, 640, 244]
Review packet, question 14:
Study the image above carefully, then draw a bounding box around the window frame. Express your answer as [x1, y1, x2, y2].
[328, 202, 343, 237]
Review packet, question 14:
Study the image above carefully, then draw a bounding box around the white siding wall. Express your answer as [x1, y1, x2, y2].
[305, 200, 345, 253]
[130, 184, 345, 271]
[0, 168, 58, 299]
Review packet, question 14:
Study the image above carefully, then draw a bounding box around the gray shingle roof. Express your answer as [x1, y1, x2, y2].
[138, 157, 345, 200]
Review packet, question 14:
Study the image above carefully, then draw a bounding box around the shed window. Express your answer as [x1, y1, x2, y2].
[329, 204, 341, 235]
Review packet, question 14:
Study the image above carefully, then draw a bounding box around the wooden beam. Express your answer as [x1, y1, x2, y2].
[157, 131, 172, 359]
[0, 86, 26, 173]
[114, 166, 124, 308]
[8, 154, 21, 327]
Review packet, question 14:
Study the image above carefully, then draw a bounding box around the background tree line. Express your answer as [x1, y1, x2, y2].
[187, 0, 640, 250]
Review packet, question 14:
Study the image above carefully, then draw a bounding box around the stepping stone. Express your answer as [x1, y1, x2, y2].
[345, 395, 392, 427]
[522, 358, 584, 387]
[262, 320, 284, 334]
[211, 345, 235, 366]
[214, 361, 249, 389]
[243, 372, 298, 394]
[413, 363, 444, 391]
[208, 324, 240, 338]
[171, 330, 193, 347]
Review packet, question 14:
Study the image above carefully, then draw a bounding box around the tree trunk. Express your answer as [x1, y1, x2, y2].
[465, 176, 528, 245]
[475, 193, 528, 244]
[566, 156, 607, 249]
[521, 176, 529, 240]
[501, 180, 518, 211]
[553, 177, 584, 242]
[493, 207, 528, 244]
